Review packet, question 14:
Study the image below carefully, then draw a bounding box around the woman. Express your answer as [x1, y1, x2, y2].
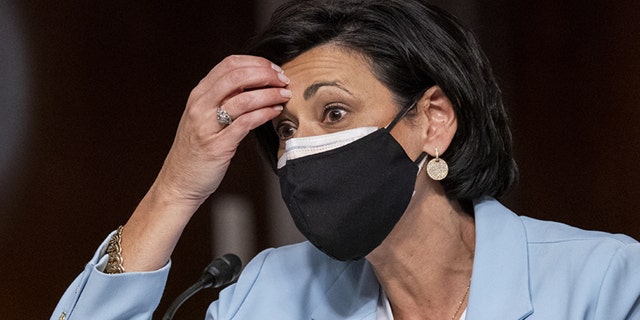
[53, 1, 640, 319]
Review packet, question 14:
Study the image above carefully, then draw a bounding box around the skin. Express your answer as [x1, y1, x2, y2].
[120, 44, 475, 319]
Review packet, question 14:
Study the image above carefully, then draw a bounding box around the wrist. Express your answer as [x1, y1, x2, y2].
[119, 182, 203, 272]
[152, 166, 212, 210]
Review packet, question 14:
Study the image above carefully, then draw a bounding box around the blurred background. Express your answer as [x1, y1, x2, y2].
[1, 0, 639, 318]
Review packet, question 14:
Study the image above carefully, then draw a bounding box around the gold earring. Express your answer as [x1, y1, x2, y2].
[427, 147, 448, 181]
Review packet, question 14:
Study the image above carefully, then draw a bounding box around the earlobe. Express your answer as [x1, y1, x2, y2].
[418, 86, 457, 156]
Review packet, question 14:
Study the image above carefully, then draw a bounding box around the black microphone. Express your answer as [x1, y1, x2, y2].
[162, 253, 242, 320]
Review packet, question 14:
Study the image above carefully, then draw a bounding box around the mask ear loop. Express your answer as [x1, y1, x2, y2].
[384, 99, 428, 166]
[415, 152, 427, 167]
[385, 100, 418, 131]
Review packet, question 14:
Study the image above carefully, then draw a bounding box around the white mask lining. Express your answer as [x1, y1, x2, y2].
[277, 126, 378, 169]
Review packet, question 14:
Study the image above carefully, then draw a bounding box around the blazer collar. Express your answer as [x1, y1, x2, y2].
[467, 198, 533, 319]
[310, 260, 379, 320]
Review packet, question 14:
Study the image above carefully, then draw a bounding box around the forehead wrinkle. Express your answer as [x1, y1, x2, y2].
[303, 81, 352, 100]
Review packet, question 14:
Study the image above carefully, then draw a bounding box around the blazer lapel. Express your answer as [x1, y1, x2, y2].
[467, 198, 533, 319]
[310, 260, 380, 320]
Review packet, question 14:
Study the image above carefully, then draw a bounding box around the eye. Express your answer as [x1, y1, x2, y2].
[323, 105, 347, 124]
[276, 122, 297, 140]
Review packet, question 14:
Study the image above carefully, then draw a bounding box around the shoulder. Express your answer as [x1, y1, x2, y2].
[522, 217, 640, 317]
[472, 198, 640, 318]
[236, 241, 351, 291]
[518, 214, 639, 270]
[487, 199, 640, 275]
[207, 242, 366, 319]
[520, 212, 639, 265]
[476, 197, 638, 255]
[250, 241, 352, 275]
[520, 214, 637, 245]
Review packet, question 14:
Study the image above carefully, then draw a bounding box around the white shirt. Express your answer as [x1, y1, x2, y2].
[376, 288, 467, 320]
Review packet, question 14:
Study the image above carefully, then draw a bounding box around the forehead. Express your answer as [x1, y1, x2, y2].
[282, 44, 370, 72]
[281, 44, 382, 96]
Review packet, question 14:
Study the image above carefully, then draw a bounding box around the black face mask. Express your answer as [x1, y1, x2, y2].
[277, 104, 426, 261]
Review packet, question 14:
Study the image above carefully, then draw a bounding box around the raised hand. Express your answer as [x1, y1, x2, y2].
[121, 56, 290, 272]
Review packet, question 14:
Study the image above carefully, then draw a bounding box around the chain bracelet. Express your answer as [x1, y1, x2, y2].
[105, 225, 125, 274]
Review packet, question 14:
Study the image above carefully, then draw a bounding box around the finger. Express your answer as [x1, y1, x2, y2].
[193, 56, 288, 101]
[215, 64, 289, 99]
[218, 105, 284, 146]
[200, 55, 280, 86]
[189, 66, 289, 123]
[218, 86, 292, 122]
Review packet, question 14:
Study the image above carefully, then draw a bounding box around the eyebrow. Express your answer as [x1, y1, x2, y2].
[303, 81, 352, 100]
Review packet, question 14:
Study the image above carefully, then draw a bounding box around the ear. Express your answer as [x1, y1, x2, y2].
[417, 86, 457, 156]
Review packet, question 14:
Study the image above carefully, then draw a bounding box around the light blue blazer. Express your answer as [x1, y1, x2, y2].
[53, 199, 640, 319]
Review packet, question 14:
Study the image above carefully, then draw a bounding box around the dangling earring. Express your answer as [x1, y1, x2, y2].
[427, 147, 448, 181]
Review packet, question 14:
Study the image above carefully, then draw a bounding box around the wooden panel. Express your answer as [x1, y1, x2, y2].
[481, 2, 640, 238]
[0, 1, 261, 318]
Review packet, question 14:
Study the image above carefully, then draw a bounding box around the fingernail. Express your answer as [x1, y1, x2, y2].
[278, 72, 290, 84]
[271, 63, 284, 73]
[273, 105, 284, 112]
[280, 88, 292, 98]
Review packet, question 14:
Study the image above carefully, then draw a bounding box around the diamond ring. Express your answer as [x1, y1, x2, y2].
[216, 107, 233, 125]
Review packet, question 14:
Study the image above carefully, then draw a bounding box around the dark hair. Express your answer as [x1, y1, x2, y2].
[247, 0, 518, 204]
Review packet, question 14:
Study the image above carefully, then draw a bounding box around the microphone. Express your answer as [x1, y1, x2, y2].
[162, 253, 242, 320]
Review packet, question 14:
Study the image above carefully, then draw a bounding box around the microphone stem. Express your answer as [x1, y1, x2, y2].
[161, 254, 241, 319]
[162, 279, 206, 320]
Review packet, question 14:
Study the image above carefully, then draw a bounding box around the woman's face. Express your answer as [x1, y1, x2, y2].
[273, 44, 424, 159]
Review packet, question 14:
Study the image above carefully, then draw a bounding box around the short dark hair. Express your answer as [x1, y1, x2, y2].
[247, 0, 518, 204]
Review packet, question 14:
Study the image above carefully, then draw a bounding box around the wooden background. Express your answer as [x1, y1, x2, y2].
[1, 1, 638, 319]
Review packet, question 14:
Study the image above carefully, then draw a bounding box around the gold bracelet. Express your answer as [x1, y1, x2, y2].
[105, 225, 125, 274]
